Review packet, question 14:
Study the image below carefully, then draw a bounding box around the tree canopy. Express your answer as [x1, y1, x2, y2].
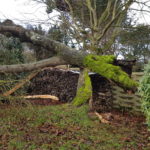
[43, 0, 134, 54]
[119, 24, 150, 62]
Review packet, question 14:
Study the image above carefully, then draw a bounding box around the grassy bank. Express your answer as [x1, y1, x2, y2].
[0, 104, 149, 150]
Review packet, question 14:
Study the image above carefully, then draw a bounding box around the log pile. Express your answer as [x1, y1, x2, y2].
[27, 68, 112, 112]
[27, 60, 135, 112]
[27, 68, 79, 102]
[90, 74, 113, 112]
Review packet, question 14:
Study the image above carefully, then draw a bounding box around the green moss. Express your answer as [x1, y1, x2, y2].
[73, 69, 92, 106]
[83, 55, 138, 89]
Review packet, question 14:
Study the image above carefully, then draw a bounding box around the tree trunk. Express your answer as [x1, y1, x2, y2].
[0, 24, 88, 67]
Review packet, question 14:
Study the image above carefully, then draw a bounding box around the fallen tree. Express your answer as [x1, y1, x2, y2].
[0, 23, 137, 84]
[0, 22, 138, 106]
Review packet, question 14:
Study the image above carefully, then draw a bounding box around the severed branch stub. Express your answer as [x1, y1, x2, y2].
[94, 111, 110, 124]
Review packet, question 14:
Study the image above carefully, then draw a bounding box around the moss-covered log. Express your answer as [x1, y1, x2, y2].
[83, 55, 138, 89]
[72, 68, 92, 106]
[73, 55, 138, 106]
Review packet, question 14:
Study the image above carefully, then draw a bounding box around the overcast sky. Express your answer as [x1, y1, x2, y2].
[0, 0, 150, 29]
[0, 0, 46, 23]
[0, 0, 59, 29]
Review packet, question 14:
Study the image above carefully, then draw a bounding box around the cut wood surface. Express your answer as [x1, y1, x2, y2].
[95, 111, 109, 124]
[24, 95, 59, 101]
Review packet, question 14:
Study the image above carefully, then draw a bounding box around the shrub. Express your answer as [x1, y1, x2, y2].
[139, 62, 150, 130]
[0, 34, 26, 97]
[0, 34, 24, 65]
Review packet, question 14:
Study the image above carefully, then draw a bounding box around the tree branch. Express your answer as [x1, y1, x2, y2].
[0, 23, 87, 66]
[0, 57, 67, 73]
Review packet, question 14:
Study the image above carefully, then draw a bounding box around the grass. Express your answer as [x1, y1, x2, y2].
[0, 103, 149, 150]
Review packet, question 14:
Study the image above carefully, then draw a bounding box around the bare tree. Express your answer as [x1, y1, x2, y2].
[44, 0, 134, 54]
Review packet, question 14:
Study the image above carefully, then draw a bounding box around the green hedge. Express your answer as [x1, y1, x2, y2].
[139, 63, 150, 130]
